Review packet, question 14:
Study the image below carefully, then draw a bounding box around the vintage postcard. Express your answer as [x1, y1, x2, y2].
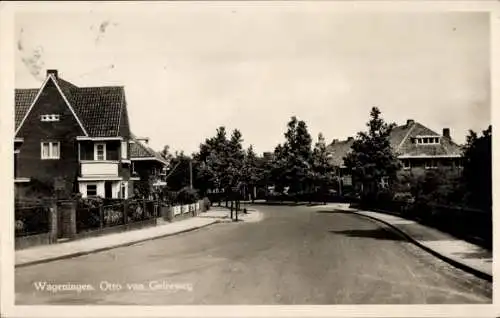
[1, 1, 498, 317]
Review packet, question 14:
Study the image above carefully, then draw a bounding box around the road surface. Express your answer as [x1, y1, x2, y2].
[15, 205, 492, 304]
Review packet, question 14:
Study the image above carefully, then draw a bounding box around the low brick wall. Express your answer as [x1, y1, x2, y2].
[15, 232, 52, 250]
[74, 219, 157, 240]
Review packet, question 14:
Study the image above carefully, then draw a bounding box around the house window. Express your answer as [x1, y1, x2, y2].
[94, 143, 106, 160]
[415, 136, 440, 145]
[402, 159, 411, 170]
[40, 114, 60, 122]
[425, 160, 438, 169]
[121, 141, 127, 159]
[86, 184, 97, 197]
[41, 142, 60, 159]
[380, 177, 389, 189]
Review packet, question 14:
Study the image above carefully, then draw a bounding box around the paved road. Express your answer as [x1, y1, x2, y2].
[15, 205, 492, 304]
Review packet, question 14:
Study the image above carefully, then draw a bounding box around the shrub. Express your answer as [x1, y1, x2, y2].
[176, 187, 199, 204]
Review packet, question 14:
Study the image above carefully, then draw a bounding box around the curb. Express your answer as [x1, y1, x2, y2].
[345, 210, 492, 282]
[15, 220, 219, 268]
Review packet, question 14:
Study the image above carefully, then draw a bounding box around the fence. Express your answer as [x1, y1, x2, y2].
[15, 204, 51, 237]
[363, 200, 492, 249]
[76, 199, 162, 234]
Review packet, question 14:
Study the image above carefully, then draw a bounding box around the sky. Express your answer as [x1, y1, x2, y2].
[14, 6, 490, 155]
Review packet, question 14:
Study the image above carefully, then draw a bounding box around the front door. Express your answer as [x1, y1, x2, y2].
[104, 181, 113, 199]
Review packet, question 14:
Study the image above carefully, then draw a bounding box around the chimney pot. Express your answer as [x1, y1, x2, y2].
[406, 119, 415, 126]
[443, 128, 450, 138]
[47, 69, 58, 78]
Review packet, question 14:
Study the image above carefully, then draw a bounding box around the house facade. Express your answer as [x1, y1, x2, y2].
[15, 69, 135, 199]
[327, 119, 463, 190]
[130, 135, 169, 199]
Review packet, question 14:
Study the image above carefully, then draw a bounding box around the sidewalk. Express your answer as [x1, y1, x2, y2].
[15, 215, 219, 268]
[16, 207, 264, 268]
[330, 203, 492, 280]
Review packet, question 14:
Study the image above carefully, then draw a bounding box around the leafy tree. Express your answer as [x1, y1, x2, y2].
[311, 133, 335, 203]
[241, 145, 261, 202]
[462, 125, 492, 211]
[281, 117, 313, 196]
[343, 107, 401, 201]
[160, 145, 174, 164]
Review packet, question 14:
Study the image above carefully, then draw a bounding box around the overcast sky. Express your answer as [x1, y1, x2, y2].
[15, 6, 490, 155]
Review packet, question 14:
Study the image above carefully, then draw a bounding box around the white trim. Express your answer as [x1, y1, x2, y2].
[130, 177, 140, 181]
[50, 75, 89, 136]
[94, 143, 106, 161]
[14, 177, 31, 183]
[77, 136, 123, 141]
[78, 176, 123, 181]
[131, 156, 168, 165]
[14, 150, 20, 154]
[15, 76, 51, 136]
[14, 138, 24, 143]
[80, 160, 119, 164]
[121, 159, 131, 164]
[398, 154, 461, 159]
[15, 75, 89, 136]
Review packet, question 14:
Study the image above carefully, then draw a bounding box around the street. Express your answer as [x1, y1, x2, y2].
[15, 205, 492, 305]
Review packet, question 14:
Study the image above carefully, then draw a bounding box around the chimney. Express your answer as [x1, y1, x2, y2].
[442, 128, 450, 138]
[406, 119, 415, 127]
[347, 137, 354, 141]
[331, 139, 339, 144]
[47, 69, 58, 78]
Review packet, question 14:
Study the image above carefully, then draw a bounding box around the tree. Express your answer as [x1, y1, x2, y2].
[343, 107, 401, 202]
[462, 125, 492, 211]
[311, 133, 335, 203]
[280, 117, 313, 196]
[160, 145, 174, 164]
[242, 145, 261, 202]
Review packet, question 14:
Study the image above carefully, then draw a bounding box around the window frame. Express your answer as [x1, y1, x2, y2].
[40, 141, 60, 160]
[86, 184, 97, 197]
[94, 143, 106, 161]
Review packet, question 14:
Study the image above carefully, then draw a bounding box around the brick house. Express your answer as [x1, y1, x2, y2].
[327, 119, 463, 191]
[129, 135, 168, 198]
[15, 69, 136, 199]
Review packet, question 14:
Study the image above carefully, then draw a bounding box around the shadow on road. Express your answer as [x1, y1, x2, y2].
[316, 210, 351, 214]
[329, 228, 405, 241]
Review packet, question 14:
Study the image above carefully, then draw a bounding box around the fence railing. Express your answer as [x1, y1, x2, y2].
[15, 204, 50, 237]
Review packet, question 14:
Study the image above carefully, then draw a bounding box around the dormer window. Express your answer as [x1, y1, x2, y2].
[40, 114, 60, 122]
[414, 136, 440, 145]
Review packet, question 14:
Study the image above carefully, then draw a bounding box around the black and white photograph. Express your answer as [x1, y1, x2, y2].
[1, 1, 497, 317]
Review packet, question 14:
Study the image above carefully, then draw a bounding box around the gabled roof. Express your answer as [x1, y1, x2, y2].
[130, 134, 168, 165]
[15, 74, 130, 138]
[326, 138, 355, 167]
[327, 120, 463, 166]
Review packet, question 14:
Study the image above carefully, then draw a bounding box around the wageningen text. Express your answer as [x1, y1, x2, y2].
[33, 281, 193, 293]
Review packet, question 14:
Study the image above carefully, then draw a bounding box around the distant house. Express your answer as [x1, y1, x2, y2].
[327, 119, 463, 187]
[129, 135, 169, 198]
[15, 69, 134, 199]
